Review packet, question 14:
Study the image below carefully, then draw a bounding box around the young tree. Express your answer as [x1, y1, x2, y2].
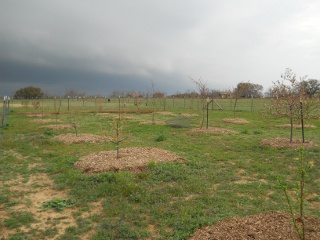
[266, 68, 318, 143]
[192, 77, 209, 129]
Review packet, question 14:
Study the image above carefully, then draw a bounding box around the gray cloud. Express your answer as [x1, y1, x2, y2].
[1, 0, 320, 96]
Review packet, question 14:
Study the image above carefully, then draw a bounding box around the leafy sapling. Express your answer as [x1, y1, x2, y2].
[278, 148, 312, 240]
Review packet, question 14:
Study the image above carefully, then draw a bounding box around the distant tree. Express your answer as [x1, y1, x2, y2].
[109, 90, 126, 98]
[152, 91, 166, 98]
[209, 89, 222, 98]
[234, 82, 263, 98]
[131, 91, 143, 108]
[14, 86, 44, 99]
[264, 87, 277, 98]
[169, 90, 199, 98]
[64, 88, 86, 98]
[299, 79, 320, 97]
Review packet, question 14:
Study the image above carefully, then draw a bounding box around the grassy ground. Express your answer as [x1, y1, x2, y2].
[1, 98, 319, 239]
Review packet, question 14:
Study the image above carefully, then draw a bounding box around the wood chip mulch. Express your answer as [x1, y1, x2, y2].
[31, 119, 63, 123]
[53, 133, 112, 144]
[156, 111, 177, 116]
[39, 124, 73, 130]
[277, 124, 317, 128]
[139, 121, 167, 125]
[261, 138, 316, 149]
[190, 211, 320, 240]
[223, 118, 249, 124]
[74, 147, 186, 173]
[189, 127, 237, 134]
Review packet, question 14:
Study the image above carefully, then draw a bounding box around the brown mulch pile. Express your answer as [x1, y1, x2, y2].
[223, 118, 249, 124]
[31, 119, 63, 123]
[261, 138, 316, 149]
[189, 127, 237, 134]
[39, 124, 73, 130]
[277, 124, 317, 128]
[156, 111, 177, 116]
[53, 133, 112, 144]
[190, 211, 320, 240]
[139, 121, 167, 125]
[181, 113, 198, 117]
[74, 147, 186, 173]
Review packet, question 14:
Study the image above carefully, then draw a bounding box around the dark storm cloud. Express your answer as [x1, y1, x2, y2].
[0, 59, 181, 96]
[1, 0, 320, 96]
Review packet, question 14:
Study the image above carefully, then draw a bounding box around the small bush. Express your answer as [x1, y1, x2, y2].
[241, 129, 249, 134]
[41, 198, 76, 211]
[253, 130, 263, 135]
[155, 133, 166, 142]
[44, 129, 58, 136]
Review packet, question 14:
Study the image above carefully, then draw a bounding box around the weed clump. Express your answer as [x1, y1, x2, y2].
[41, 198, 76, 211]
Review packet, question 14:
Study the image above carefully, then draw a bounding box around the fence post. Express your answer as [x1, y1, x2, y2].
[251, 96, 254, 112]
[2, 96, 7, 126]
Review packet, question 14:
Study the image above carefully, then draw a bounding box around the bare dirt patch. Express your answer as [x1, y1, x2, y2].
[188, 127, 237, 134]
[190, 211, 320, 240]
[74, 147, 186, 173]
[53, 133, 112, 144]
[3, 150, 27, 160]
[261, 138, 316, 149]
[223, 118, 249, 124]
[0, 171, 76, 239]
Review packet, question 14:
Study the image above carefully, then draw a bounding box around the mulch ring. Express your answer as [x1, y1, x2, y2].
[277, 124, 317, 128]
[188, 127, 237, 134]
[53, 133, 112, 144]
[189, 211, 320, 240]
[74, 147, 186, 173]
[156, 111, 177, 116]
[261, 138, 316, 149]
[139, 121, 167, 125]
[39, 124, 74, 130]
[31, 119, 63, 123]
[223, 118, 249, 124]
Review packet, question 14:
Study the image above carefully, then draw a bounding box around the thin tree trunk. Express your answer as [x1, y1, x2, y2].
[290, 106, 293, 143]
[300, 101, 305, 143]
[233, 98, 238, 118]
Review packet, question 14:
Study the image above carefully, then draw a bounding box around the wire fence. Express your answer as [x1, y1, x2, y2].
[1, 96, 11, 162]
[9, 97, 270, 114]
[1, 96, 10, 127]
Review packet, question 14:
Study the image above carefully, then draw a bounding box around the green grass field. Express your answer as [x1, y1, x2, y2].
[1, 98, 319, 239]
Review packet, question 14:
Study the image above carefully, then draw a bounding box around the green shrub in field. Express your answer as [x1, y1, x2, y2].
[253, 130, 263, 135]
[155, 132, 167, 142]
[240, 129, 249, 134]
[43, 129, 58, 136]
[41, 198, 76, 211]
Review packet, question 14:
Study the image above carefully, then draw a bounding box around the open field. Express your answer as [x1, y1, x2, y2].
[1, 98, 320, 239]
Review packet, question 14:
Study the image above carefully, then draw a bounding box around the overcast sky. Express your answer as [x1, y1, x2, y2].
[1, 0, 320, 97]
